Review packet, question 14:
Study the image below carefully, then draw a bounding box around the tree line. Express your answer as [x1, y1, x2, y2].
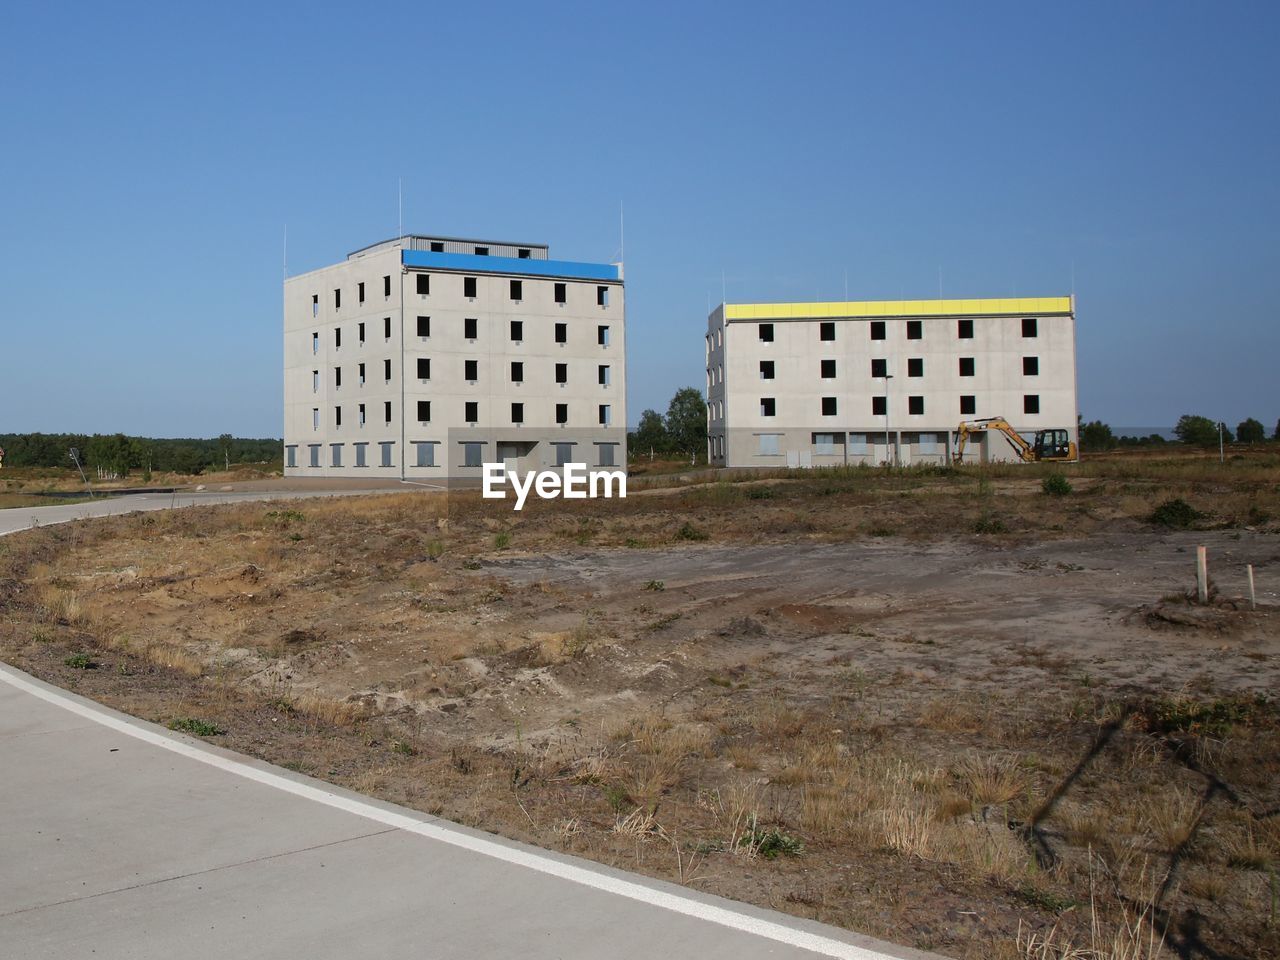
[0, 433, 281, 476]
[1080, 415, 1279, 452]
[628, 387, 708, 462]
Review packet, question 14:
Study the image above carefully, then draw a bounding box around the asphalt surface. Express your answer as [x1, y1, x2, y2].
[0, 493, 944, 960]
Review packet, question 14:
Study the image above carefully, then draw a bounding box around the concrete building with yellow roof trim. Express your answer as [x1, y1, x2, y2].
[704, 297, 1077, 467]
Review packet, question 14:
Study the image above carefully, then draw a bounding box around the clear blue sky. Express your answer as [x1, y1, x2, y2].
[1, 1, 1276, 436]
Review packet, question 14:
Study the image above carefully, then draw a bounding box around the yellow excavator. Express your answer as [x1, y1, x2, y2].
[953, 418, 1077, 464]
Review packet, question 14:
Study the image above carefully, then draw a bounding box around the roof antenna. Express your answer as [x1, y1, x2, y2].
[398, 177, 403, 246]
[721, 269, 726, 308]
[619, 200, 625, 265]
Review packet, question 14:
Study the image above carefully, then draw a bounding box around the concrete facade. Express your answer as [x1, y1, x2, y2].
[706, 298, 1077, 467]
[284, 236, 626, 479]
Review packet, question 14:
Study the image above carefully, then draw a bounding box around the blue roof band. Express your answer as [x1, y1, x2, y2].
[402, 249, 620, 281]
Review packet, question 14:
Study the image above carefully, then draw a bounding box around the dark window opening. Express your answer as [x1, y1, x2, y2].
[907, 320, 923, 340]
[417, 400, 431, 422]
[1023, 356, 1039, 376]
[556, 403, 568, 424]
[358, 281, 365, 304]
[518, 248, 531, 259]
[1024, 394, 1040, 414]
[758, 323, 774, 342]
[416, 315, 429, 337]
[334, 367, 342, 388]
[907, 358, 923, 377]
[598, 364, 610, 385]
[430, 241, 444, 252]
[872, 396, 887, 416]
[555, 363, 568, 384]
[959, 357, 975, 377]
[821, 359, 836, 378]
[334, 288, 341, 309]
[383, 358, 391, 381]
[383, 275, 391, 297]
[464, 317, 477, 339]
[416, 274, 429, 295]
[819, 321, 835, 341]
[871, 358, 887, 378]
[465, 401, 479, 423]
[510, 279, 522, 300]
[960, 395, 976, 416]
[597, 325, 610, 346]
[760, 397, 776, 417]
[417, 358, 430, 379]
[597, 285, 609, 306]
[464, 276, 477, 298]
[511, 402, 524, 424]
[383, 401, 392, 424]
[821, 396, 837, 416]
[383, 316, 391, 339]
[334, 406, 342, 427]
[510, 320, 523, 342]
[465, 359, 478, 381]
[1022, 317, 1038, 338]
[870, 321, 885, 340]
[475, 246, 489, 256]
[334, 327, 341, 348]
[554, 322, 567, 344]
[760, 360, 775, 379]
[554, 282, 566, 304]
[958, 318, 974, 338]
[358, 321, 365, 343]
[511, 361, 524, 383]
[908, 395, 924, 415]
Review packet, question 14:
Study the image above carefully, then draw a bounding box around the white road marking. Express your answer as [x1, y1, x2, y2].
[0, 664, 900, 959]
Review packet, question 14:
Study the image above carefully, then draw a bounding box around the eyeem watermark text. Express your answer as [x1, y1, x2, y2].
[482, 462, 626, 511]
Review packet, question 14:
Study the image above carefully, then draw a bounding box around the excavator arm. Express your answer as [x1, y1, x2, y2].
[953, 418, 1035, 464]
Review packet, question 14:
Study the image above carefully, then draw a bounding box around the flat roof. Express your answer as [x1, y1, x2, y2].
[723, 296, 1073, 321]
[347, 234, 549, 259]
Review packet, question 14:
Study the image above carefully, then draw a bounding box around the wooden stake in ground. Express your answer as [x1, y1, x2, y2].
[1196, 546, 1209, 604]
[1247, 564, 1256, 611]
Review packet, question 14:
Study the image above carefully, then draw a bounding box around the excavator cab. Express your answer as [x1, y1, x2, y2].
[1033, 429, 1075, 461]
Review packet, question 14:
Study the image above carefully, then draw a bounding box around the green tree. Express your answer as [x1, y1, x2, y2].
[664, 387, 708, 463]
[1274, 419, 1280, 441]
[1173, 414, 1219, 447]
[1079, 420, 1117, 452]
[1219, 422, 1234, 444]
[1237, 418, 1265, 444]
[630, 409, 668, 456]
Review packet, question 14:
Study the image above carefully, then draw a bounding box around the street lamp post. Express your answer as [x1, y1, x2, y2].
[882, 374, 894, 467]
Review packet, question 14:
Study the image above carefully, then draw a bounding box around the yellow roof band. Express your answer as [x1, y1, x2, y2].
[723, 297, 1072, 321]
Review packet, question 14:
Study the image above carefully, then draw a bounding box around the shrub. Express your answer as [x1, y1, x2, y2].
[1041, 473, 1072, 496]
[675, 522, 708, 541]
[494, 531, 511, 550]
[1149, 498, 1203, 529]
[168, 717, 224, 737]
[973, 514, 1008, 534]
[64, 652, 98, 669]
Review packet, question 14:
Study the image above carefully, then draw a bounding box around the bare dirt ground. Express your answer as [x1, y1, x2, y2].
[2, 453, 1278, 959]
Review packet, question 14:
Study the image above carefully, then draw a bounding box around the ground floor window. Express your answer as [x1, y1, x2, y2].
[354, 443, 368, 467]
[379, 441, 394, 468]
[553, 442, 574, 467]
[757, 433, 781, 456]
[595, 442, 617, 467]
[414, 441, 438, 467]
[330, 443, 343, 467]
[308, 444, 320, 467]
[917, 433, 943, 455]
[812, 432, 841, 455]
[848, 433, 870, 456]
[285, 445, 297, 468]
[462, 441, 484, 468]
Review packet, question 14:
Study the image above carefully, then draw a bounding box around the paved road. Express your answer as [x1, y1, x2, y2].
[0, 492, 944, 960]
